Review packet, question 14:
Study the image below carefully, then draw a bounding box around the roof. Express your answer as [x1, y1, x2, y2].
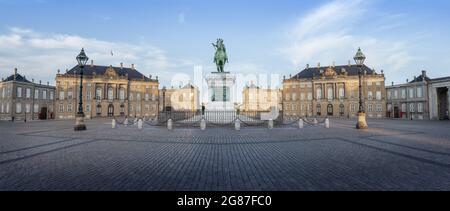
[410, 75, 431, 83]
[2, 74, 31, 83]
[64, 65, 153, 81]
[430, 76, 450, 82]
[292, 64, 376, 79]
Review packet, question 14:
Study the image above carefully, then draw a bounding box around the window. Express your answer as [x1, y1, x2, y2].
[86, 104, 91, 112]
[339, 88, 345, 99]
[339, 104, 345, 116]
[96, 105, 102, 115]
[317, 88, 322, 100]
[87, 92, 91, 100]
[351, 104, 356, 112]
[108, 88, 114, 101]
[67, 104, 73, 112]
[34, 104, 39, 113]
[387, 104, 392, 112]
[409, 88, 414, 99]
[401, 89, 406, 99]
[367, 81, 372, 86]
[145, 104, 150, 111]
[35, 89, 39, 99]
[417, 87, 423, 98]
[376, 91, 382, 100]
[25, 104, 31, 113]
[394, 90, 398, 99]
[401, 103, 406, 113]
[137, 93, 141, 101]
[292, 93, 297, 101]
[119, 89, 125, 100]
[316, 104, 322, 115]
[17, 87, 22, 98]
[376, 82, 381, 86]
[376, 104, 382, 112]
[418, 103, 424, 113]
[410, 103, 415, 112]
[307, 92, 313, 101]
[285, 93, 290, 101]
[301, 104, 305, 112]
[130, 93, 134, 101]
[145, 93, 149, 101]
[327, 87, 333, 100]
[368, 91, 373, 100]
[68, 89, 73, 100]
[96, 88, 102, 100]
[6, 103, 10, 113]
[300, 93, 305, 101]
[387, 91, 392, 100]
[16, 103, 22, 113]
[26, 88, 31, 98]
[152, 94, 156, 101]
[50, 91, 54, 100]
[42, 90, 47, 100]
[59, 104, 64, 112]
[368, 104, 373, 112]
[59, 90, 65, 100]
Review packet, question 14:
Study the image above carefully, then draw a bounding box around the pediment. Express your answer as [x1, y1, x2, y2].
[105, 66, 118, 78]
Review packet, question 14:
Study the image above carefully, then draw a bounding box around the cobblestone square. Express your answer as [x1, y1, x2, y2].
[1, 119, 450, 191]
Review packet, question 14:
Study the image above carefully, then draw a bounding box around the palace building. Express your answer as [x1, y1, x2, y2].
[242, 83, 282, 112]
[55, 61, 159, 119]
[0, 68, 55, 121]
[386, 71, 430, 120]
[283, 62, 386, 118]
[160, 84, 200, 111]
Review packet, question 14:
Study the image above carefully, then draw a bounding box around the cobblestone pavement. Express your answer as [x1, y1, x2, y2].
[1, 118, 450, 191]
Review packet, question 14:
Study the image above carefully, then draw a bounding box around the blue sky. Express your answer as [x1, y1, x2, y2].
[1, 0, 450, 87]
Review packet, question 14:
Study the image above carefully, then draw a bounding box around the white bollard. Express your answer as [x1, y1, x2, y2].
[201, 119, 206, 131]
[134, 118, 138, 124]
[325, 118, 330, 129]
[125, 118, 129, 127]
[268, 119, 274, 129]
[314, 118, 318, 125]
[235, 119, 241, 131]
[138, 119, 143, 130]
[298, 119, 304, 129]
[168, 119, 173, 130]
[112, 119, 116, 129]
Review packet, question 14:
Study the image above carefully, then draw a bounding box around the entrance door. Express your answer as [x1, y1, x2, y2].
[437, 87, 449, 120]
[394, 107, 400, 118]
[108, 104, 114, 117]
[327, 104, 334, 116]
[40, 107, 48, 120]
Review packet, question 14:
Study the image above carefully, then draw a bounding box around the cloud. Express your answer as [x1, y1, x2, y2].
[281, 0, 415, 79]
[0, 27, 191, 84]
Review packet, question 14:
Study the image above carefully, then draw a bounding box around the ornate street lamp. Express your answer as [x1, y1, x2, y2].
[354, 48, 368, 129]
[74, 48, 89, 131]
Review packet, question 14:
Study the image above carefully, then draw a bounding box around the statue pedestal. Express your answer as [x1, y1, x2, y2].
[206, 72, 236, 111]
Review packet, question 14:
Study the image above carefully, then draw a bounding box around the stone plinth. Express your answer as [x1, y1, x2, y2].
[206, 72, 237, 111]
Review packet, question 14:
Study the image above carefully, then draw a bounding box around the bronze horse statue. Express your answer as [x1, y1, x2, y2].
[212, 39, 229, 73]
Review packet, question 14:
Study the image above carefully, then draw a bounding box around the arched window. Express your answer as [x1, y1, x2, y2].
[327, 104, 334, 116]
[339, 88, 345, 99]
[316, 104, 321, 116]
[108, 87, 114, 101]
[96, 104, 102, 115]
[339, 104, 345, 116]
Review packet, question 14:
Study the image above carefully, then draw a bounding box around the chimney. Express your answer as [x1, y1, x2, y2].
[120, 62, 123, 69]
[306, 64, 310, 69]
[318, 62, 321, 68]
[32, 79, 34, 83]
[422, 70, 427, 79]
[39, 80, 42, 85]
[14, 68, 17, 81]
[414, 76, 417, 81]
[156, 76, 158, 81]
[47, 82, 49, 86]
[149, 74, 152, 79]
[348, 60, 351, 66]
[381, 69, 384, 75]
[391, 82, 394, 86]
[91, 60, 94, 67]
[406, 79, 409, 83]
[131, 64, 135, 70]
[57, 69, 60, 74]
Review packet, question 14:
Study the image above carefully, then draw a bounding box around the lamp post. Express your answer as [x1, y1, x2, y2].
[354, 48, 368, 129]
[74, 48, 89, 131]
[162, 86, 167, 112]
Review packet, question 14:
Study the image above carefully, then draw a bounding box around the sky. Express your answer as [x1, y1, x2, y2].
[1, 0, 450, 89]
